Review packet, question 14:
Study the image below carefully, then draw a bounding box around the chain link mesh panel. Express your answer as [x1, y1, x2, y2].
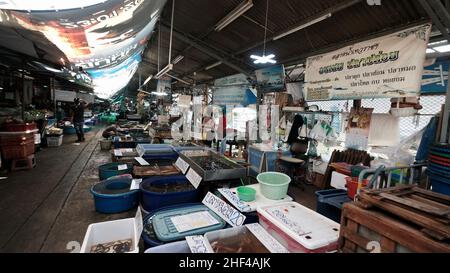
[308, 95, 445, 139]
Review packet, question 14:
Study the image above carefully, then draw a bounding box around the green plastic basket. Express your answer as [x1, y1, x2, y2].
[256, 172, 291, 200]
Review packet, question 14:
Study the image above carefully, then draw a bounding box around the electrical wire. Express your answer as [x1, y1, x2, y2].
[263, 0, 269, 56]
[168, 0, 175, 64]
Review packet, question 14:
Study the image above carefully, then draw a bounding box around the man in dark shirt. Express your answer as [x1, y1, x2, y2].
[72, 98, 86, 142]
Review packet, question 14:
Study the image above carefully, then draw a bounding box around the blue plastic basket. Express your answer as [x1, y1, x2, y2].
[90, 178, 139, 214]
[140, 175, 199, 212]
[98, 162, 133, 180]
[142, 203, 203, 248]
[152, 204, 226, 242]
[315, 189, 351, 223]
[142, 203, 227, 249]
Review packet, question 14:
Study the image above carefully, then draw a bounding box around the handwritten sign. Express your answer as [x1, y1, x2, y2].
[218, 188, 252, 212]
[134, 157, 149, 166]
[202, 192, 246, 227]
[175, 157, 190, 174]
[114, 149, 123, 157]
[118, 164, 128, 171]
[185, 235, 213, 253]
[246, 223, 289, 253]
[186, 168, 202, 189]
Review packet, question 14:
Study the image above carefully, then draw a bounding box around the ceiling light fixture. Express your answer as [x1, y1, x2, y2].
[250, 54, 276, 64]
[434, 44, 450, 53]
[172, 55, 184, 64]
[250, 0, 277, 64]
[205, 61, 222, 70]
[151, 91, 168, 96]
[272, 13, 332, 41]
[142, 74, 153, 86]
[215, 0, 253, 32]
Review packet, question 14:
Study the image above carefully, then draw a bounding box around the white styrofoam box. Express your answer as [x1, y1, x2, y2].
[80, 208, 143, 253]
[312, 159, 328, 175]
[257, 202, 340, 252]
[220, 183, 293, 213]
[204, 224, 288, 253]
[144, 240, 191, 253]
[330, 171, 348, 190]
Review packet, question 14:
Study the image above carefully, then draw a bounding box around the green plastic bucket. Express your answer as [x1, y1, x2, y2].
[257, 172, 291, 200]
[237, 186, 256, 202]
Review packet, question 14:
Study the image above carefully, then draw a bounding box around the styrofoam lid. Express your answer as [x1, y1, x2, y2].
[134, 207, 143, 247]
[257, 202, 340, 250]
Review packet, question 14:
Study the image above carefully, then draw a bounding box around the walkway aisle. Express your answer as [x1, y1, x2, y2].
[0, 127, 130, 253]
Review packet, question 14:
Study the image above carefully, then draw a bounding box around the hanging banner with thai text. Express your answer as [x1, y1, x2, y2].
[304, 24, 432, 101]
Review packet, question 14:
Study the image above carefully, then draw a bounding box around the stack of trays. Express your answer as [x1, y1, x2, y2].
[427, 144, 450, 195]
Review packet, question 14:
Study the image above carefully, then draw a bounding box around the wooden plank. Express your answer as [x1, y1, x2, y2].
[412, 187, 450, 204]
[363, 185, 415, 195]
[379, 192, 450, 217]
[360, 193, 450, 238]
[380, 237, 397, 253]
[405, 195, 450, 212]
[340, 228, 392, 253]
[341, 203, 450, 252]
[345, 219, 359, 252]
[364, 195, 450, 226]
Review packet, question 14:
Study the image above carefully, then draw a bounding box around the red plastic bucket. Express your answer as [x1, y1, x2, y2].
[345, 177, 368, 199]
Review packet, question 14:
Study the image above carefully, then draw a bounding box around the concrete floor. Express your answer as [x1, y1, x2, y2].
[0, 128, 318, 253]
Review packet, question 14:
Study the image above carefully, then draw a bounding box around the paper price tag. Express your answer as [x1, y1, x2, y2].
[246, 223, 289, 253]
[130, 179, 143, 191]
[175, 157, 189, 174]
[218, 188, 252, 212]
[114, 149, 123, 157]
[118, 164, 128, 171]
[185, 236, 213, 253]
[186, 168, 202, 189]
[202, 192, 246, 227]
[135, 157, 149, 166]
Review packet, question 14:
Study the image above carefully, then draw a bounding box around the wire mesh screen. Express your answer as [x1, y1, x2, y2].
[308, 95, 445, 139]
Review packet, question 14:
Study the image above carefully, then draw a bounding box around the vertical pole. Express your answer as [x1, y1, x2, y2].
[439, 67, 450, 143]
[51, 77, 56, 120]
[21, 62, 25, 121]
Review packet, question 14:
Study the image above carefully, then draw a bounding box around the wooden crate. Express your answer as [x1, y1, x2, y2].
[357, 185, 450, 241]
[339, 203, 450, 253]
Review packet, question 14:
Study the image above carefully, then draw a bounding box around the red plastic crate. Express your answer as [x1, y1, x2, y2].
[0, 141, 35, 159]
[1, 122, 37, 132]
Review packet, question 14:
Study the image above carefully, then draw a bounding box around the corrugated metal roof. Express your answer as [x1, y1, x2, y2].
[136, 0, 432, 90]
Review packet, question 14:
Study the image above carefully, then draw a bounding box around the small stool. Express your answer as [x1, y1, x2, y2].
[277, 156, 306, 190]
[11, 154, 36, 171]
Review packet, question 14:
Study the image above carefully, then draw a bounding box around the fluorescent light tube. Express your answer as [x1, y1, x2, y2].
[143, 74, 153, 86]
[273, 13, 332, 40]
[155, 64, 173, 79]
[434, 45, 450, 53]
[172, 55, 184, 64]
[205, 61, 222, 70]
[215, 0, 253, 32]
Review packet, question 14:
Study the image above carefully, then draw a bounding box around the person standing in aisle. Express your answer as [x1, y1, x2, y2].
[71, 98, 87, 142]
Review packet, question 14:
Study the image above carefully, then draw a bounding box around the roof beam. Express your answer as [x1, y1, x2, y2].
[159, 23, 252, 77]
[427, 0, 450, 29]
[280, 19, 431, 66]
[418, 0, 450, 42]
[231, 0, 362, 57]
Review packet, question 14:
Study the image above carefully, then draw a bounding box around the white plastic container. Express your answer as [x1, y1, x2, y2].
[46, 135, 63, 147]
[204, 224, 288, 253]
[80, 208, 143, 253]
[257, 202, 340, 253]
[144, 240, 191, 253]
